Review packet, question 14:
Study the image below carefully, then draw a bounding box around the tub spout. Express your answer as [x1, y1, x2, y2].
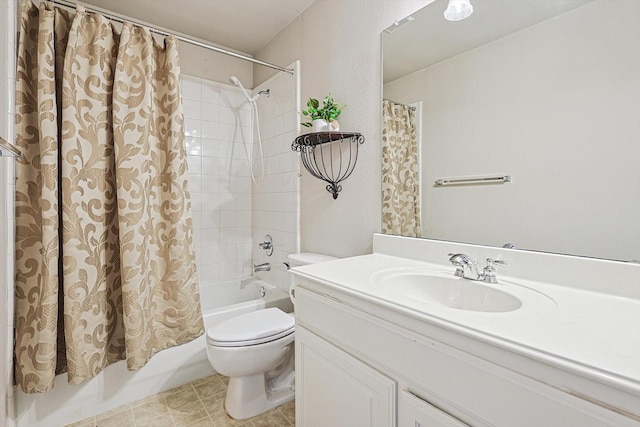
[254, 262, 271, 272]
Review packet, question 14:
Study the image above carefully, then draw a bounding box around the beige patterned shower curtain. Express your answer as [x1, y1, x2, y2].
[14, 1, 203, 394]
[382, 100, 422, 237]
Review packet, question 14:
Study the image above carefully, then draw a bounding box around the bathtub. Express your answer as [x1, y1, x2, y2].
[15, 278, 293, 427]
[199, 278, 294, 338]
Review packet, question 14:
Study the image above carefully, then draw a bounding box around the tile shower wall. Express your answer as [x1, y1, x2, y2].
[182, 68, 300, 290]
[182, 76, 254, 284]
[251, 62, 301, 291]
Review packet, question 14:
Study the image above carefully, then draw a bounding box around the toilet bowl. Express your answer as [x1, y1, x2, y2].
[206, 252, 337, 420]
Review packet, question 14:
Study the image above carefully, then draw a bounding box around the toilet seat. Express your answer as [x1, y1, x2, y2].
[207, 308, 295, 347]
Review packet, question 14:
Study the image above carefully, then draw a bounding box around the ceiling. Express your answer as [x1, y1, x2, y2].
[383, 0, 592, 83]
[80, 0, 316, 55]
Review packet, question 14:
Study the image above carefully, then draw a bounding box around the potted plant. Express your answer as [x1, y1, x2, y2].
[301, 94, 346, 132]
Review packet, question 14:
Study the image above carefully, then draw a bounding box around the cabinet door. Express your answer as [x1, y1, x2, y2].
[399, 390, 469, 427]
[296, 326, 396, 427]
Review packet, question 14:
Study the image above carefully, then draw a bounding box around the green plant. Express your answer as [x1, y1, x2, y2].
[301, 94, 346, 127]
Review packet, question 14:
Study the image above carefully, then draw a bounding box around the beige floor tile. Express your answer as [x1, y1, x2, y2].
[64, 416, 96, 427]
[278, 399, 295, 424]
[135, 413, 175, 427]
[184, 416, 216, 427]
[193, 375, 226, 400]
[201, 392, 247, 427]
[170, 399, 210, 426]
[132, 393, 171, 422]
[250, 408, 292, 427]
[164, 381, 195, 396]
[165, 385, 200, 410]
[95, 405, 134, 427]
[86, 376, 294, 427]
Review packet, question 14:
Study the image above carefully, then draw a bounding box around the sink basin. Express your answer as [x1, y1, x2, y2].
[372, 269, 522, 313]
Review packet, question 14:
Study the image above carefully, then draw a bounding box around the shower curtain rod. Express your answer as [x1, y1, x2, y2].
[50, 0, 295, 75]
[384, 99, 416, 111]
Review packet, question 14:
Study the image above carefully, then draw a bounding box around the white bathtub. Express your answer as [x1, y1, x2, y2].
[14, 278, 293, 427]
[200, 278, 293, 334]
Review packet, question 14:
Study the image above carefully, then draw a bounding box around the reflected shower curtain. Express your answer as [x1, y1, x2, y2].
[14, 2, 203, 393]
[381, 100, 421, 237]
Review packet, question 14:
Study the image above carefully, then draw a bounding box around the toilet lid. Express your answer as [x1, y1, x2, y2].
[207, 308, 295, 347]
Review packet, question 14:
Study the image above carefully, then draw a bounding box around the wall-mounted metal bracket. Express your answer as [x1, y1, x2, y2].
[292, 132, 365, 199]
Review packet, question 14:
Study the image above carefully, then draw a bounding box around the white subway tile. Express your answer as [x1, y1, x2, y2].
[200, 138, 219, 158]
[190, 209, 202, 230]
[219, 123, 236, 142]
[219, 210, 236, 228]
[219, 86, 237, 108]
[199, 264, 220, 284]
[201, 156, 220, 176]
[181, 77, 202, 101]
[201, 210, 220, 229]
[202, 82, 220, 105]
[184, 137, 202, 156]
[182, 99, 201, 119]
[219, 106, 236, 125]
[183, 116, 201, 138]
[187, 155, 201, 175]
[200, 245, 220, 265]
[187, 173, 202, 193]
[201, 191, 221, 212]
[190, 192, 202, 211]
[201, 120, 220, 140]
[201, 103, 220, 122]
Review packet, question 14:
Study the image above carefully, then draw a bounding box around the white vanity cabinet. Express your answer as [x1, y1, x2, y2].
[296, 326, 396, 427]
[293, 284, 639, 427]
[399, 390, 469, 427]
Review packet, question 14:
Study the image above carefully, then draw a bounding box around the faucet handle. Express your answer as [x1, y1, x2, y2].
[448, 253, 476, 278]
[482, 258, 507, 284]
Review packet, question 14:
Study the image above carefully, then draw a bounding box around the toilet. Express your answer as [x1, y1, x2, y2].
[206, 252, 337, 420]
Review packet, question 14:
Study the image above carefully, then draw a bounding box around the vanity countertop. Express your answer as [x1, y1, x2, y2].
[291, 253, 640, 415]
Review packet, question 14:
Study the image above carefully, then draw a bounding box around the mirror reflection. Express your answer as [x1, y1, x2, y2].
[382, 0, 640, 262]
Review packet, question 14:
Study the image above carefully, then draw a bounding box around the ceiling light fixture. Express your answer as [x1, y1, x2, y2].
[444, 0, 473, 22]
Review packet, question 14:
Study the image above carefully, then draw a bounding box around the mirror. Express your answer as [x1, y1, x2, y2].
[382, 0, 640, 262]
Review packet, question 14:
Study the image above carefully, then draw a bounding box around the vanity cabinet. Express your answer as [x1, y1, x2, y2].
[399, 390, 469, 427]
[296, 326, 396, 427]
[294, 284, 638, 427]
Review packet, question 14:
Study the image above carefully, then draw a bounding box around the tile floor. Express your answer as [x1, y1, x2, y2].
[65, 374, 295, 427]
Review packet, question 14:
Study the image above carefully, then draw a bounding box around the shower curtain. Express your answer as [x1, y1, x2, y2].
[382, 100, 422, 237]
[14, 1, 203, 394]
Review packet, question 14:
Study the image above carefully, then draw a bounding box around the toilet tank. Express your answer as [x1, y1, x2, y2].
[287, 253, 338, 302]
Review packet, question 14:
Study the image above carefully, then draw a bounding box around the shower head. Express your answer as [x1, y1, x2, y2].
[228, 75, 253, 103]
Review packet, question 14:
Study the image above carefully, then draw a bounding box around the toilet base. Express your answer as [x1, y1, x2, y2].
[225, 371, 295, 419]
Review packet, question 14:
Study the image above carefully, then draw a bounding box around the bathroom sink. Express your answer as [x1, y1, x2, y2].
[371, 269, 522, 313]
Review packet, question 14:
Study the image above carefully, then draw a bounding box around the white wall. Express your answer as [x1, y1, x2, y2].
[254, 0, 433, 258]
[179, 42, 253, 88]
[251, 62, 301, 291]
[384, 0, 640, 261]
[0, 0, 17, 425]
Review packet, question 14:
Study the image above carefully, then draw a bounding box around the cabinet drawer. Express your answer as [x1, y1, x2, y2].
[400, 390, 469, 427]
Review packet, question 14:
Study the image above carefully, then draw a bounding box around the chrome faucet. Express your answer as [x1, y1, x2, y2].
[448, 254, 507, 283]
[448, 253, 480, 280]
[253, 262, 271, 272]
[258, 235, 273, 256]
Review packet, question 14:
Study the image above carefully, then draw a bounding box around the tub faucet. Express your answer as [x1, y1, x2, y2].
[448, 253, 480, 280]
[253, 262, 271, 272]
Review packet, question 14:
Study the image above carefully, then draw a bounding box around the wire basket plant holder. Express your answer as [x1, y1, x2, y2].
[292, 132, 365, 199]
